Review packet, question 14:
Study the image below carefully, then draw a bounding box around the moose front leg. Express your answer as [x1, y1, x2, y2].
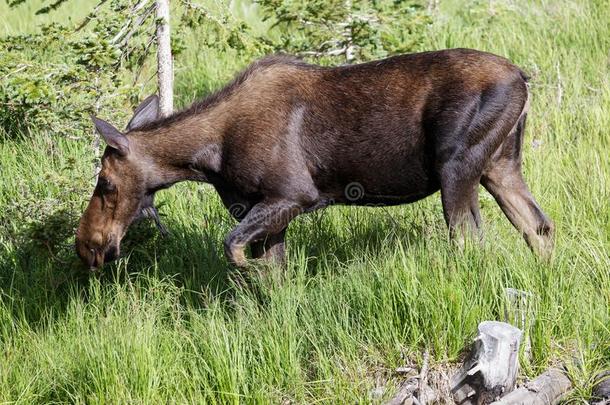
[224, 200, 301, 268]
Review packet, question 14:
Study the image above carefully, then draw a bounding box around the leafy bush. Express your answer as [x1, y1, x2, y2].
[0, 31, 132, 137]
[257, 0, 432, 64]
[0, 1, 141, 138]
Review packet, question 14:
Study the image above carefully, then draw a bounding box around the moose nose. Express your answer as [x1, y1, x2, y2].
[90, 245, 118, 268]
[76, 239, 94, 268]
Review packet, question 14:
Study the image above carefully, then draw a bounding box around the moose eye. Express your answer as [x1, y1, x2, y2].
[97, 177, 116, 193]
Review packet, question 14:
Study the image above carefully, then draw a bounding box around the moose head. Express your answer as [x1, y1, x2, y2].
[75, 95, 166, 269]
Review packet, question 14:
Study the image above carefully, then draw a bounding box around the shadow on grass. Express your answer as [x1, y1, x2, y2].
[0, 203, 436, 327]
[0, 208, 89, 324]
[0, 208, 234, 325]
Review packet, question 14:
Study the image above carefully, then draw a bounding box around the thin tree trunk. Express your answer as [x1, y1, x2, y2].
[344, 0, 355, 63]
[92, 77, 101, 184]
[155, 0, 173, 118]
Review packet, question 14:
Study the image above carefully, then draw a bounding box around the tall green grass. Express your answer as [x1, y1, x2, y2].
[0, 0, 609, 402]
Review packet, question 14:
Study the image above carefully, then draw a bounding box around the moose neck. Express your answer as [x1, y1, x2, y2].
[128, 106, 227, 189]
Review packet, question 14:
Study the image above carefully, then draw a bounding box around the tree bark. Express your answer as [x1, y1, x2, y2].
[155, 0, 173, 118]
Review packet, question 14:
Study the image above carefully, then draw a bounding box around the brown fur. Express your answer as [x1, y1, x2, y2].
[76, 48, 554, 268]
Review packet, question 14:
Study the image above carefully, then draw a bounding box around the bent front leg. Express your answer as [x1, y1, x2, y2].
[224, 200, 301, 268]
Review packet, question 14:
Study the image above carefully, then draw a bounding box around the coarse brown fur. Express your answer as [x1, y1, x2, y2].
[76, 48, 554, 269]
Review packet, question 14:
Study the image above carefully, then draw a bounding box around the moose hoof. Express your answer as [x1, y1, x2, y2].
[225, 243, 248, 268]
[527, 232, 554, 261]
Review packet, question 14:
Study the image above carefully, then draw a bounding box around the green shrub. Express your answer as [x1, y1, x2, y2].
[0, 7, 137, 138]
[256, 0, 431, 64]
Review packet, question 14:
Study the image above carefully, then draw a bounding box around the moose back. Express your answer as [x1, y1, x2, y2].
[76, 48, 554, 268]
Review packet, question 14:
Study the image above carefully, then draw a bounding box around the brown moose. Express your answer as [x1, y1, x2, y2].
[76, 48, 554, 269]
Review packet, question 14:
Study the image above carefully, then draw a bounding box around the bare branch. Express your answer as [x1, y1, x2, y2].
[117, 4, 155, 48]
[111, 0, 152, 45]
[74, 0, 109, 32]
[131, 31, 157, 87]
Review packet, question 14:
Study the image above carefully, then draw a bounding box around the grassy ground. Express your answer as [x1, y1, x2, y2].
[1, 0, 609, 403]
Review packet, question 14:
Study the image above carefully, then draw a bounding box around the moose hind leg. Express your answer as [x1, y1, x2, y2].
[435, 81, 528, 248]
[440, 164, 482, 247]
[225, 200, 301, 268]
[481, 167, 554, 258]
[481, 111, 554, 258]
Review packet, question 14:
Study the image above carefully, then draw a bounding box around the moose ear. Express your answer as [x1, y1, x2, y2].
[126, 94, 159, 131]
[92, 116, 130, 155]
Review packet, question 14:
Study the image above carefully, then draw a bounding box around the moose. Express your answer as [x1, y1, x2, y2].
[76, 48, 554, 269]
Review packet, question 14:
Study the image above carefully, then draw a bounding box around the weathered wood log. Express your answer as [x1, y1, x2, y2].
[417, 350, 431, 405]
[490, 368, 572, 404]
[451, 321, 522, 404]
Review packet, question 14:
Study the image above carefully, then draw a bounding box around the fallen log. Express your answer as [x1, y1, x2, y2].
[418, 350, 431, 405]
[450, 321, 522, 404]
[490, 368, 572, 404]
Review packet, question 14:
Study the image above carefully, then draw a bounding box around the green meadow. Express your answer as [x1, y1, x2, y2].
[0, 0, 608, 402]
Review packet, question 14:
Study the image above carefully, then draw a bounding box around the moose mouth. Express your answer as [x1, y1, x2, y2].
[77, 205, 169, 270]
[76, 240, 120, 270]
